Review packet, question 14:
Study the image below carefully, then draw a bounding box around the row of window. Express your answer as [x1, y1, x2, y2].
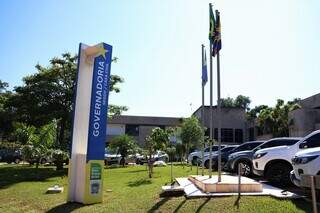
[205, 128, 243, 143]
[125, 125, 244, 143]
[125, 124, 166, 136]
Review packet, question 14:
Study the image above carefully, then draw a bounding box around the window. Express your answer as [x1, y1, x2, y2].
[212, 128, 234, 142]
[249, 127, 255, 141]
[214, 128, 218, 140]
[222, 128, 233, 143]
[235, 129, 243, 143]
[248, 142, 263, 150]
[234, 142, 261, 152]
[212, 146, 219, 152]
[233, 144, 249, 152]
[259, 139, 299, 150]
[204, 145, 225, 152]
[221, 146, 235, 153]
[205, 128, 210, 137]
[125, 124, 139, 136]
[305, 133, 320, 148]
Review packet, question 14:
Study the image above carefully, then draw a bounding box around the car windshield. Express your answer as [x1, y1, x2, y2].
[233, 142, 262, 152]
[105, 147, 118, 154]
[204, 145, 225, 152]
[254, 139, 300, 151]
[221, 146, 236, 153]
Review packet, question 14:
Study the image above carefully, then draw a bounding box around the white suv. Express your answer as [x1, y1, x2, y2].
[252, 136, 305, 184]
[290, 147, 320, 187]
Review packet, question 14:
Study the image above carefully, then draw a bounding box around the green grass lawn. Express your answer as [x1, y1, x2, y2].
[0, 163, 312, 213]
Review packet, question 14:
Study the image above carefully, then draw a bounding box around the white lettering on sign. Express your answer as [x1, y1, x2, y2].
[93, 61, 105, 137]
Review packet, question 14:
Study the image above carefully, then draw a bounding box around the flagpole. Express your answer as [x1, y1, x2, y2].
[217, 50, 222, 182]
[201, 44, 205, 176]
[208, 3, 213, 179]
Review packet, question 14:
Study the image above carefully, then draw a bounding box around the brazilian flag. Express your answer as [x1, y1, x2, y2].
[209, 5, 215, 42]
[213, 10, 222, 57]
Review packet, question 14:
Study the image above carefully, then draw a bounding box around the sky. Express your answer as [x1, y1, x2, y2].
[0, 0, 319, 117]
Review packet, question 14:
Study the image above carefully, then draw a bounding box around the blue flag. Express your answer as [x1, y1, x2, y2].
[202, 48, 208, 85]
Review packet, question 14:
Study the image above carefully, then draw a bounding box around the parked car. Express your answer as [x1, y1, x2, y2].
[290, 147, 320, 187]
[252, 132, 320, 185]
[27, 156, 52, 165]
[104, 148, 121, 165]
[188, 145, 226, 165]
[202, 145, 239, 169]
[136, 151, 169, 165]
[226, 138, 300, 176]
[0, 149, 22, 164]
[203, 141, 263, 170]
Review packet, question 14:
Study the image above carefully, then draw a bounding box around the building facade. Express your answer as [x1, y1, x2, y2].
[193, 106, 251, 144]
[289, 93, 320, 137]
[106, 106, 253, 147]
[107, 115, 182, 146]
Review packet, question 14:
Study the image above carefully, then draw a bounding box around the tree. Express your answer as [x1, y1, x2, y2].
[180, 116, 204, 164]
[220, 95, 251, 111]
[145, 127, 172, 178]
[109, 134, 137, 167]
[6, 53, 127, 150]
[247, 105, 269, 120]
[0, 80, 16, 139]
[13, 122, 36, 145]
[234, 95, 251, 111]
[220, 97, 235, 108]
[20, 120, 57, 169]
[174, 142, 186, 165]
[257, 99, 301, 137]
[0, 80, 9, 93]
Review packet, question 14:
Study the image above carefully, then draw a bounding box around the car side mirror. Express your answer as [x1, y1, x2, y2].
[299, 141, 308, 149]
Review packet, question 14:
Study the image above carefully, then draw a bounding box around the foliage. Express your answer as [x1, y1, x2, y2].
[180, 116, 204, 155]
[3, 54, 126, 149]
[174, 142, 186, 162]
[19, 120, 57, 168]
[0, 141, 21, 150]
[166, 146, 176, 162]
[246, 105, 269, 120]
[109, 134, 138, 166]
[145, 127, 172, 178]
[257, 99, 301, 137]
[220, 95, 251, 111]
[0, 80, 9, 93]
[0, 81, 16, 138]
[146, 127, 172, 152]
[12, 122, 36, 145]
[49, 149, 69, 170]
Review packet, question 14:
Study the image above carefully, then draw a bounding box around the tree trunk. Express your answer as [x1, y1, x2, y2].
[55, 161, 64, 170]
[185, 144, 190, 170]
[120, 157, 125, 167]
[36, 159, 39, 169]
[148, 151, 153, 178]
[58, 117, 66, 148]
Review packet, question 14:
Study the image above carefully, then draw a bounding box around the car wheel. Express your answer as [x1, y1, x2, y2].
[192, 157, 198, 166]
[40, 159, 47, 164]
[265, 162, 292, 185]
[14, 158, 20, 164]
[237, 161, 252, 177]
